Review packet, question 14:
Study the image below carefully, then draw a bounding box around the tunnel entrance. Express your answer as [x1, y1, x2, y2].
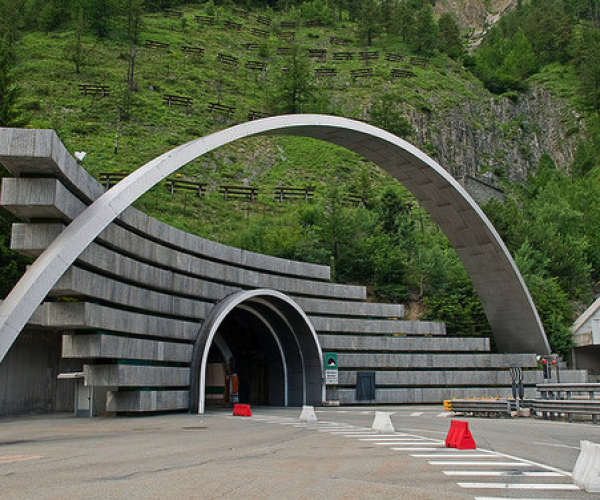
[190, 290, 324, 414]
[204, 307, 285, 407]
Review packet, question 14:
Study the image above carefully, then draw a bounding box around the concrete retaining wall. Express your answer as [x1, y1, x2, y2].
[0, 129, 573, 415]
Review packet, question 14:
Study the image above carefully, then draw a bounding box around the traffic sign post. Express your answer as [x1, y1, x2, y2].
[325, 370, 339, 385]
[324, 352, 338, 385]
[324, 352, 339, 404]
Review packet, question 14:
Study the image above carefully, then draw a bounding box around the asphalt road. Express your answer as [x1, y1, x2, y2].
[0, 406, 599, 499]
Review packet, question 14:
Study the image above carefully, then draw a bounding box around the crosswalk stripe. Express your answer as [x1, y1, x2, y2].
[413, 453, 496, 458]
[428, 461, 533, 467]
[330, 429, 371, 434]
[356, 435, 404, 439]
[371, 441, 438, 446]
[391, 447, 447, 451]
[475, 497, 577, 500]
[458, 482, 579, 490]
[241, 411, 575, 494]
[317, 424, 354, 428]
[359, 437, 422, 441]
[318, 428, 356, 432]
[444, 471, 564, 477]
[332, 432, 372, 436]
[317, 424, 355, 428]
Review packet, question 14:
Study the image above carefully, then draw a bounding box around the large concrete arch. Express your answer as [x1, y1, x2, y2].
[189, 289, 324, 414]
[0, 115, 550, 362]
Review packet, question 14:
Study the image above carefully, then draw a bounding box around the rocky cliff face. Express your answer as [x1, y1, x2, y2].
[434, 0, 519, 49]
[424, 1, 584, 183]
[434, 0, 519, 30]
[411, 84, 585, 182]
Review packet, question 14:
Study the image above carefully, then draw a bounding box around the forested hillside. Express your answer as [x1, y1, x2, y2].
[1, 0, 599, 359]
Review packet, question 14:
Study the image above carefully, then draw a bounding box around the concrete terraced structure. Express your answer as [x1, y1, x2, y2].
[0, 118, 583, 416]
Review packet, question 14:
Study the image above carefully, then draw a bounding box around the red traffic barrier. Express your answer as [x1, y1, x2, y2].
[233, 404, 252, 417]
[445, 419, 476, 450]
[445, 420, 459, 447]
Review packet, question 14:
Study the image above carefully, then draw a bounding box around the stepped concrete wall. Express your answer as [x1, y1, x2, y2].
[0, 119, 551, 361]
[0, 126, 569, 416]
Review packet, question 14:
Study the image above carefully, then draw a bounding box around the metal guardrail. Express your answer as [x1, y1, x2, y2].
[536, 383, 600, 423]
[537, 383, 600, 393]
[533, 399, 600, 412]
[449, 399, 520, 417]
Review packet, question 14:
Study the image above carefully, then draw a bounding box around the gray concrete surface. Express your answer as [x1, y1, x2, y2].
[0, 406, 598, 499]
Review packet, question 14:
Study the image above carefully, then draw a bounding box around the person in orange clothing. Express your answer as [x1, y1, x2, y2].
[230, 372, 239, 404]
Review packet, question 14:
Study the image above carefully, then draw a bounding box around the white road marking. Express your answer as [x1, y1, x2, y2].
[458, 482, 579, 490]
[359, 436, 421, 441]
[438, 412, 453, 417]
[532, 441, 581, 450]
[317, 423, 353, 427]
[410, 412, 424, 416]
[317, 428, 357, 432]
[356, 435, 405, 439]
[473, 449, 573, 477]
[413, 453, 497, 458]
[391, 447, 447, 451]
[371, 441, 438, 446]
[475, 497, 577, 500]
[242, 412, 577, 494]
[428, 461, 533, 467]
[330, 430, 372, 434]
[444, 471, 563, 477]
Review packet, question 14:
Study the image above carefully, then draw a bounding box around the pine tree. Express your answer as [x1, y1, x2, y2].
[396, 2, 416, 42]
[88, 0, 114, 38]
[0, 38, 26, 127]
[438, 12, 463, 59]
[273, 44, 314, 113]
[413, 4, 438, 54]
[124, 0, 144, 92]
[572, 22, 600, 114]
[69, 6, 86, 74]
[356, 0, 382, 46]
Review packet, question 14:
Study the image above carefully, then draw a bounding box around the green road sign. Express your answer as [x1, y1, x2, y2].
[324, 352, 338, 370]
[324, 352, 338, 385]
